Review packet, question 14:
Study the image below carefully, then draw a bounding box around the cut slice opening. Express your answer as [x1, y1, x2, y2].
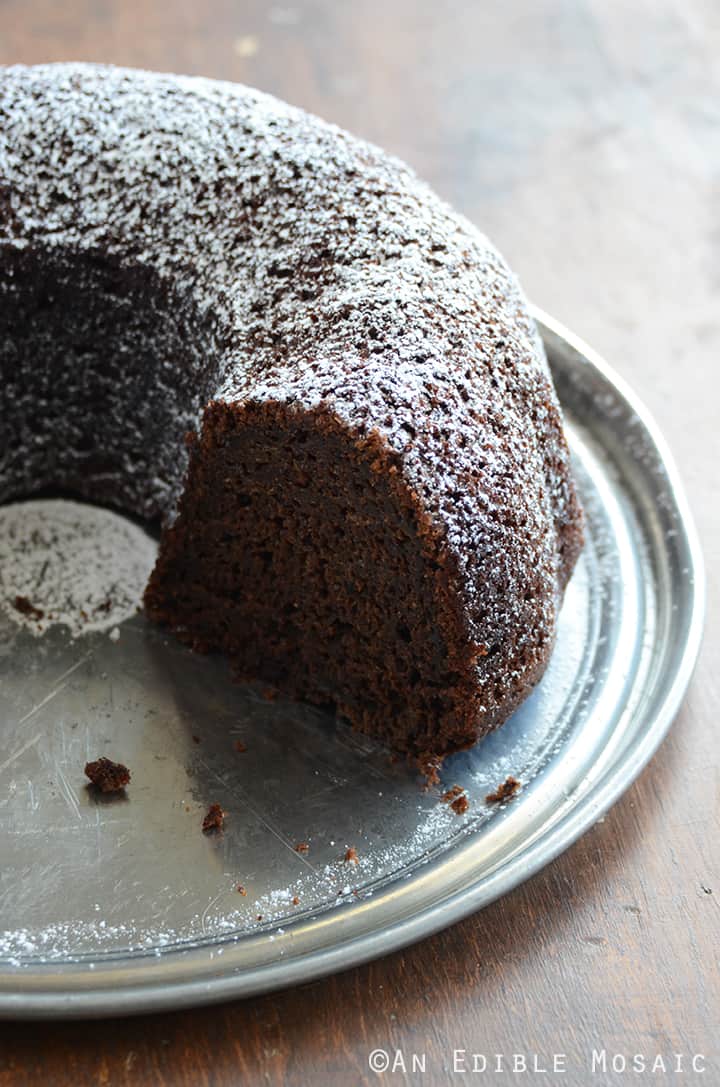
[144, 400, 477, 758]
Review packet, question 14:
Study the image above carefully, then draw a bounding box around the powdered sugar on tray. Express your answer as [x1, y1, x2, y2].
[0, 799, 469, 963]
[0, 498, 157, 637]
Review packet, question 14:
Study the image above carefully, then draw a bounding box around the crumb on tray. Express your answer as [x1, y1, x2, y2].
[202, 803, 225, 833]
[84, 756, 131, 793]
[12, 595, 44, 621]
[419, 756, 442, 787]
[441, 784, 469, 815]
[485, 775, 521, 804]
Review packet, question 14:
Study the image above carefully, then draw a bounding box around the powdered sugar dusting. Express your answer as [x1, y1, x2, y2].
[0, 797, 476, 963]
[0, 498, 157, 637]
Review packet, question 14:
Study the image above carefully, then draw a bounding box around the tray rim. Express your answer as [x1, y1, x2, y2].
[0, 307, 705, 1019]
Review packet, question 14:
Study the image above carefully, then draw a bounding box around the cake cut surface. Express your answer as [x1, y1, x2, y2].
[0, 63, 583, 760]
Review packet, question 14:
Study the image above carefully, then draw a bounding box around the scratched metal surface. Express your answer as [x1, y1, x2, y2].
[0, 312, 704, 1017]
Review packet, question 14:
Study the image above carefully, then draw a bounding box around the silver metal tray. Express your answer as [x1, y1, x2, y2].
[0, 310, 704, 1019]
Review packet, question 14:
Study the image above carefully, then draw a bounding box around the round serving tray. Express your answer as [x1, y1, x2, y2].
[0, 309, 704, 1018]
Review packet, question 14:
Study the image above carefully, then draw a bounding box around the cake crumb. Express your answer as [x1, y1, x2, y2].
[84, 756, 131, 794]
[485, 775, 521, 804]
[441, 784, 469, 815]
[419, 756, 442, 787]
[234, 739, 247, 753]
[256, 914, 263, 922]
[294, 841, 309, 853]
[12, 595, 44, 621]
[344, 847, 359, 864]
[236, 885, 247, 896]
[202, 803, 225, 833]
[292, 895, 300, 906]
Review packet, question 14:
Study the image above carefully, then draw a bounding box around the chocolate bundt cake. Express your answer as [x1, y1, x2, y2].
[0, 63, 583, 762]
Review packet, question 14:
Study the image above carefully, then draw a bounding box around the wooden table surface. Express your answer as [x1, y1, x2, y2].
[0, 1, 717, 1083]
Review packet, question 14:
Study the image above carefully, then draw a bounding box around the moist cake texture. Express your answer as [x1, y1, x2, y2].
[0, 63, 583, 761]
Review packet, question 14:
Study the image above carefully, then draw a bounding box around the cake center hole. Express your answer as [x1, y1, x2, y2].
[0, 498, 157, 638]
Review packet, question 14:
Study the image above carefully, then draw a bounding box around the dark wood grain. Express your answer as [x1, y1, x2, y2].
[0, 1, 717, 1083]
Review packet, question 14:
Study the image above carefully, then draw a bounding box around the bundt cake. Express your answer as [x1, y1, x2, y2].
[0, 63, 583, 763]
